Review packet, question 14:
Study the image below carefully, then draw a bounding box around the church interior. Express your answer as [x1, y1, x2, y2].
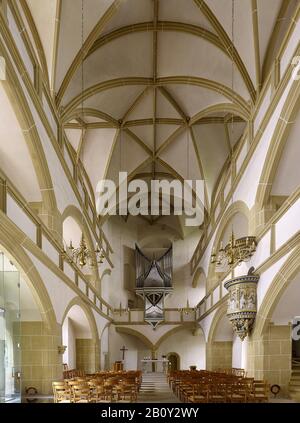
[0, 0, 300, 404]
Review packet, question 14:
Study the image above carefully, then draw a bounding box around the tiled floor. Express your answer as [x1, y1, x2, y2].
[137, 372, 180, 403]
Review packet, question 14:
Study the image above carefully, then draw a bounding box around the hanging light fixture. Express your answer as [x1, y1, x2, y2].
[211, 0, 257, 269]
[211, 231, 257, 267]
[223, 2, 259, 341]
[64, 1, 105, 270]
[67, 235, 105, 268]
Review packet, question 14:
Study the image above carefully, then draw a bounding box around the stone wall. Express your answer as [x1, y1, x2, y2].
[206, 341, 233, 371]
[248, 324, 291, 396]
[14, 321, 62, 395]
[75, 338, 100, 374]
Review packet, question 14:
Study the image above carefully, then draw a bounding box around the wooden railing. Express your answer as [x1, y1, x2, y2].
[112, 308, 197, 325]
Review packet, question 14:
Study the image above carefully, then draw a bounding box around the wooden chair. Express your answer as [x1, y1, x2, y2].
[52, 383, 72, 403]
[89, 383, 109, 403]
[188, 384, 209, 403]
[72, 384, 91, 403]
[208, 384, 227, 403]
[116, 381, 137, 403]
[228, 382, 249, 403]
[248, 381, 269, 403]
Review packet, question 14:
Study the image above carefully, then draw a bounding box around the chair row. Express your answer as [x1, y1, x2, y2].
[53, 371, 142, 403]
[168, 370, 269, 403]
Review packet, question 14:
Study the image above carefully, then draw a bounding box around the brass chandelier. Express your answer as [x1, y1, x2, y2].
[209, 1, 257, 270]
[211, 231, 257, 267]
[68, 234, 105, 268]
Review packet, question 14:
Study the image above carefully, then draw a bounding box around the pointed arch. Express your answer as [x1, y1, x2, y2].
[0, 228, 57, 334]
[255, 78, 300, 210]
[62, 296, 99, 342]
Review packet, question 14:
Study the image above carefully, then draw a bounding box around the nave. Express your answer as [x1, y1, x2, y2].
[1, 0, 300, 408]
[51, 368, 273, 404]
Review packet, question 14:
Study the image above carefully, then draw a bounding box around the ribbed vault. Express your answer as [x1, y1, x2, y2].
[23, 0, 298, 231]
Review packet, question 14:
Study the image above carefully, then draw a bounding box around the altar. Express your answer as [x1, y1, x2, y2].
[141, 359, 169, 373]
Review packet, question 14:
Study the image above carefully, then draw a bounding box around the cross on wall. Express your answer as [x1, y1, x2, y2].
[120, 345, 128, 361]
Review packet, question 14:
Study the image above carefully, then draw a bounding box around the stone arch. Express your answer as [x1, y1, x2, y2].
[207, 303, 228, 344]
[253, 244, 300, 339]
[115, 326, 154, 350]
[212, 201, 250, 252]
[61, 205, 100, 283]
[99, 268, 112, 297]
[62, 296, 99, 342]
[100, 322, 111, 339]
[0, 231, 57, 334]
[192, 267, 207, 302]
[207, 201, 250, 290]
[100, 322, 111, 370]
[2, 52, 58, 228]
[192, 267, 206, 287]
[62, 296, 100, 372]
[155, 323, 201, 349]
[156, 324, 206, 371]
[247, 244, 300, 394]
[255, 78, 300, 215]
[167, 352, 181, 371]
[100, 268, 112, 280]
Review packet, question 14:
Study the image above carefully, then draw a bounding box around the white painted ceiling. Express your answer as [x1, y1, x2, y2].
[0, 84, 42, 202]
[23, 0, 296, 226]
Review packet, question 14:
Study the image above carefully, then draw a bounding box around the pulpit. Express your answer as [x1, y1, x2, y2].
[113, 361, 124, 371]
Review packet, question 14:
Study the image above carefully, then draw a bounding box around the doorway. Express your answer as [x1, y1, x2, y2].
[167, 353, 180, 371]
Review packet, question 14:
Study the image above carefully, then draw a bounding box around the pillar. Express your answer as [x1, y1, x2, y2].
[14, 321, 63, 396]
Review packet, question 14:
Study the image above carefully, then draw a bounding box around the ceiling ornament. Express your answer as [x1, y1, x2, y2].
[224, 267, 259, 341]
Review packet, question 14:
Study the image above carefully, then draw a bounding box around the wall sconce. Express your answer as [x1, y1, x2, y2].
[58, 345, 67, 354]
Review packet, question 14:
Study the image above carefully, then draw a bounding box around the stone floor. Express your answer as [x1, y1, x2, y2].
[137, 372, 180, 403]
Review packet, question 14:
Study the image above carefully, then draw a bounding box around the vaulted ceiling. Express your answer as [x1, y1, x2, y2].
[23, 0, 298, 224]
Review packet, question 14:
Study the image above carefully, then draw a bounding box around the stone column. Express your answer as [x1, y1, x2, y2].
[247, 323, 291, 397]
[14, 321, 63, 396]
[76, 339, 100, 374]
[206, 341, 233, 371]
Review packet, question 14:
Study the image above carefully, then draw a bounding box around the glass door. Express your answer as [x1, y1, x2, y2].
[0, 252, 21, 403]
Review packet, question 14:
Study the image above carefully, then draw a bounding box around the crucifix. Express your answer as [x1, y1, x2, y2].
[120, 345, 128, 361]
